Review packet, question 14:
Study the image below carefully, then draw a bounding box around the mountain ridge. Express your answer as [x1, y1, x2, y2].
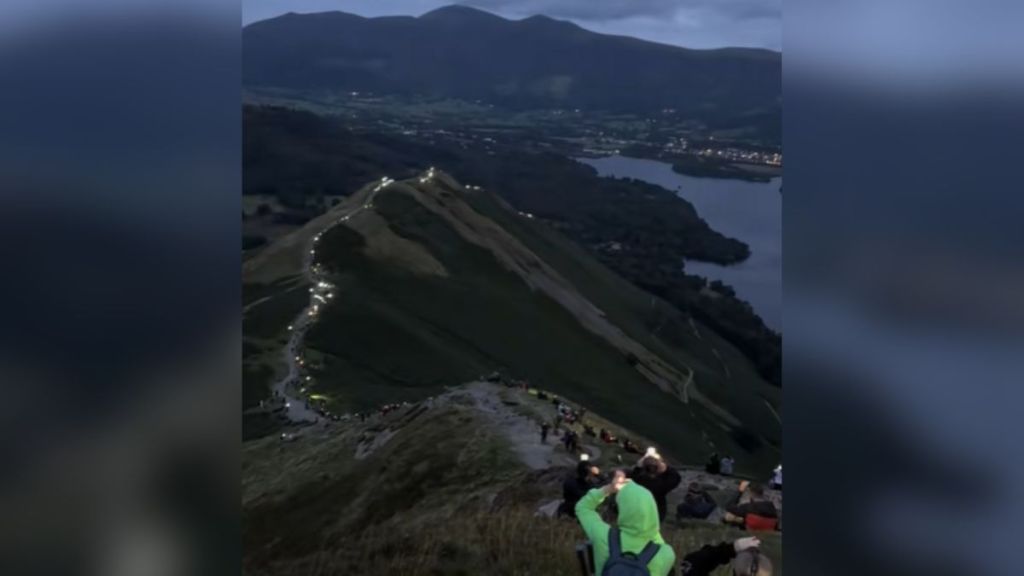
[243, 168, 781, 472]
[243, 6, 781, 127]
[248, 5, 779, 57]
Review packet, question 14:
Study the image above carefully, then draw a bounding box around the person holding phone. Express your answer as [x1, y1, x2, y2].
[629, 447, 682, 522]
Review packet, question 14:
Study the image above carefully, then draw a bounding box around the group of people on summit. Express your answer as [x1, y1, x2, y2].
[563, 449, 778, 575]
[538, 393, 778, 576]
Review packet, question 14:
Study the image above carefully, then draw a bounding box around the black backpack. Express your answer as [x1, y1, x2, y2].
[601, 528, 660, 576]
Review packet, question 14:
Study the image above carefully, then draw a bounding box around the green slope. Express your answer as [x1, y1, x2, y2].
[244, 172, 779, 473]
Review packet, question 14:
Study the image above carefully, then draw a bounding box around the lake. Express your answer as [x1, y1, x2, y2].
[579, 155, 781, 331]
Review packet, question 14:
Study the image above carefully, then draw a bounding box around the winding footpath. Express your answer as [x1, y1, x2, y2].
[271, 175, 400, 423]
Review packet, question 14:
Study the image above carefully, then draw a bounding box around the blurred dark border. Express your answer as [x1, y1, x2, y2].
[785, 4, 1024, 574]
[0, 6, 239, 576]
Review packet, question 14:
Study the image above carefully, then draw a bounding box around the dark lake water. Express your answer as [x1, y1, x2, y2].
[579, 155, 781, 331]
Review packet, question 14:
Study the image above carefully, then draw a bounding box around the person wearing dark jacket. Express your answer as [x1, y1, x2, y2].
[629, 450, 682, 522]
[723, 482, 778, 527]
[559, 461, 600, 517]
[680, 537, 773, 576]
[705, 452, 721, 475]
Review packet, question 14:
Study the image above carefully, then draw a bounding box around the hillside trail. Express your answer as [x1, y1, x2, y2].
[462, 382, 598, 470]
[457, 383, 783, 516]
[270, 179, 391, 424]
[343, 382, 780, 520]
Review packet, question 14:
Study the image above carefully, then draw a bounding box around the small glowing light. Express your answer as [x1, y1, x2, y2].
[285, 402, 291, 408]
[579, 454, 590, 462]
[306, 376, 311, 381]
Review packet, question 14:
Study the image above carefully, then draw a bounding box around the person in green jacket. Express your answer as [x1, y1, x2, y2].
[575, 470, 676, 575]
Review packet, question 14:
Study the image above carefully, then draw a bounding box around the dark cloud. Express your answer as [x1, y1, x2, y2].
[458, 0, 780, 22]
[243, 0, 780, 49]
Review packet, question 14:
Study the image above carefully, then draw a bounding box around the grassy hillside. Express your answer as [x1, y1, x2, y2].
[243, 106, 781, 388]
[243, 172, 779, 473]
[243, 386, 782, 575]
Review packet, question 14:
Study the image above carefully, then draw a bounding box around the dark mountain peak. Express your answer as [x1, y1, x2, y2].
[243, 6, 780, 138]
[518, 13, 583, 32]
[420, 5, 505, 23]
[283, 10, 364, 20]
[247, 10, 366, 29]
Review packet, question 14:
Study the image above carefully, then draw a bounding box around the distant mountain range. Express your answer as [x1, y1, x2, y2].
[243, 5, 780, 130]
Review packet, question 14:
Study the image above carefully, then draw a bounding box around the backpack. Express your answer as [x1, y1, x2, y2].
[677, 492, 715, 520]
[744, 514, 779, 532]
[601, 528, 660, 576]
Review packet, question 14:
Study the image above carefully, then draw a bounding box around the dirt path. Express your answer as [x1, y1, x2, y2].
[270, 177, 393, 423]
[462, 382, 582, 470]
[689, 316, 704, 341]
[763, 399, 782, 425]
[243, 295, 273, 313]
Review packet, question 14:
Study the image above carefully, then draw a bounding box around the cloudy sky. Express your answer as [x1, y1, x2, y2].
[242, 0, 781, 50]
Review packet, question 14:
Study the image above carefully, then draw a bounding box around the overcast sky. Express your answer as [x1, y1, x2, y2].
[242, 0, 781, 50]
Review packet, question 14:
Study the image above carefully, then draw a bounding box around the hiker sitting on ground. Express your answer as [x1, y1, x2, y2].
[677, 482, 717, 520]
[680, 536, 773, 576]
[720, 456, 735, 476]
[629, 449, 682, 522]
[723, 482, 778, 527]
[559, 460, 601, 517]
[575, 470, 676, 576]
[600, 428, 617, 443]
[583, 424, 597, 437]
[622, 438, 642, 455]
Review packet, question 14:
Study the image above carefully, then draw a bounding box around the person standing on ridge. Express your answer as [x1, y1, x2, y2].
[575, 470, 676, 575]
[769, 465, 782, 491]
[705, 452, 721, 475]
[541, 422, 551, 443]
